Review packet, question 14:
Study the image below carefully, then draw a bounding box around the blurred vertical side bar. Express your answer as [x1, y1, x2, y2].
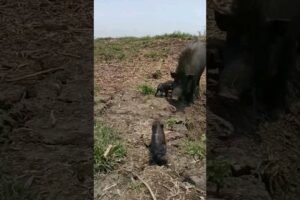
[207, 0, 300, 199]
[0, 1, 93, 199]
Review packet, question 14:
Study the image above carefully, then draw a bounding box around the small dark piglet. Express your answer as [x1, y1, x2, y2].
[155, 80, 174, 97]
[149, 120, 167, 165]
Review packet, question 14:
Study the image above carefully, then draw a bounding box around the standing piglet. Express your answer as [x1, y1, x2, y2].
[149, 120, 167, 165]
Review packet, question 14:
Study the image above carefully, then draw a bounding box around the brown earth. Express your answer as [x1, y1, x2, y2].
[94, 37, 206, 200]
[0, 1, 93, 200]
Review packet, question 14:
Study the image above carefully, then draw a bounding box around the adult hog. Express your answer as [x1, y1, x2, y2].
[171, 41, 206, 104]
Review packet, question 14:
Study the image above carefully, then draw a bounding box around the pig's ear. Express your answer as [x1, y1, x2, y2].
[170, 72, 177, 79]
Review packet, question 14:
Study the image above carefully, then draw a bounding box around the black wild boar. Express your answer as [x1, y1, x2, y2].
[149, 120, 167, 165]
[171, 41, 206, 104]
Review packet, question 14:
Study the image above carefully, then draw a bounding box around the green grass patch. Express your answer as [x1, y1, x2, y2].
[166, 117, 177, 129]
[94, 121, 127, 173]
[154, 31, 196, 39]
[183, 134, 206, 160]
[94, 37, 150, 60]
[144, 51, 162, 61]
[137, 84, 156, 95]
[207, 159, 232, 195]
[94, 32, 201, 61]
[94, 39, 134, 60]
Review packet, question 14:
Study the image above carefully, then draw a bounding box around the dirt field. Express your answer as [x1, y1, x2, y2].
[94, 34, 206, 200]
[0, 1, 93, 199]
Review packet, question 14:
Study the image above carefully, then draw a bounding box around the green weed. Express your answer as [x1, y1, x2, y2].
[166, 117, 177, 129]
[94, 121, 127, 173]
[154, 31, 195, 39]
[207, 159, 232, 195]
[144, 51, 162, 61]
[137, 84, 156, 95]
[183, 134, 206, 160]
[94, 32, 200, 61]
